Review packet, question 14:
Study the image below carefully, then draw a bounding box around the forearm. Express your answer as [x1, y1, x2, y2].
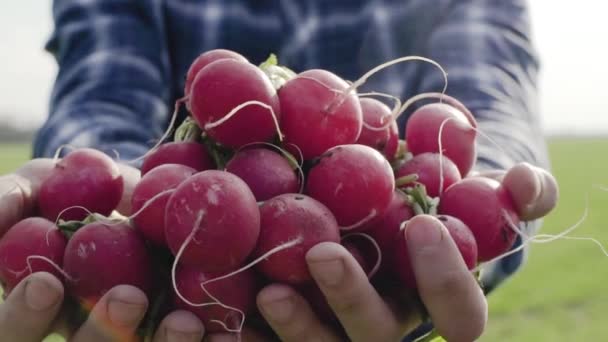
[410, 0, 549, 173]
[34, 0, 171, 161]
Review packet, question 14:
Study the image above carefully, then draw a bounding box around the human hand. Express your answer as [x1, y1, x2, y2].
[247, 214, 484, 342]
[0, 158, 140, 236]
[245, 163, 558, 342]
[0, 158, 55, 237]
[0, 271, 206, 342]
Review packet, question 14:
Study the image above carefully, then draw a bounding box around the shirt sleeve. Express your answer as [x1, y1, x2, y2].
[409, 0, 549, 171]
[33, 0, 173, 162]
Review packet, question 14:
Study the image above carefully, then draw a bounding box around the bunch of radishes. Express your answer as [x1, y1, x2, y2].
[0, 49, 524, 337]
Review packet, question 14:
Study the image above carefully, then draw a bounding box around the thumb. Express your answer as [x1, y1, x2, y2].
[406, 215, 487, 342]
[0, 174, 30, 237]
[0, 159, 55, 236]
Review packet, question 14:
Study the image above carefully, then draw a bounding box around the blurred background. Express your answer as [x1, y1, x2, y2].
[1, 1, 607, 340]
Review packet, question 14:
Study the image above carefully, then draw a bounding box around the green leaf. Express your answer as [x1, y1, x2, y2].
[259, 53, 297, 90]
[259, 53, 278, 69]
[174, 116, 203, 143]
[414, 328, 445, 342]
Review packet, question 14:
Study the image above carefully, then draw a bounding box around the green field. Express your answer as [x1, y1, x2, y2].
[1, 139, 607, 341]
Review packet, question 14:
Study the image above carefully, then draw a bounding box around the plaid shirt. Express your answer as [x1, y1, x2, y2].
[35, 0, 548, 339]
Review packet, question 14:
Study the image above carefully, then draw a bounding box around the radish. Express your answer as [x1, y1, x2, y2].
[438, 177, 519, 262]
[131, 164, 197, 246]
[356, 98, 399, 161]
[405, 102, 477, 177]
[172, 264, 257, 333]
[0, 217, 67, 293]
[253, 194, 340, 285]
[189, 59, 281, 148]
[225, 147, 299, 201]
[184, 49, 248, 100]
[364, 190, 415, 274]
[341, 233, 382, 278]
[278, 69, 363, 160]
[395, 152, 461, 198]
[38, 148, 123, 222]
[140, 142, 214, 175]
[392, 215, 477, 289]
[165, 170, 260, 271]
[306, 144, 394, 229]
[63, 220, 153, 305]
[437, 215, 478, 269]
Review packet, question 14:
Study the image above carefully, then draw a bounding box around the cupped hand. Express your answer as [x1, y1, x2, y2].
[251, 214, 486, 342]
[247, 163, 558, 342]
[0, 272, 205, 342]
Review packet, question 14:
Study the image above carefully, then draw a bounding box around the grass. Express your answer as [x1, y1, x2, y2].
[0, 143, 32, 174]
[481, 137, 608, 340]
[0, 138, 607, 341]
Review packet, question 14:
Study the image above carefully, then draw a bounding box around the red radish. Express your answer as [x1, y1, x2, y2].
[356, 98, 399, 160]
[225, 148, 299, 201]
[278, 69, 363, 160]
[173, 265, 257, 333]
[131, 164, 197, 246]
[63, 221, 153, 306]
[165, 170, 260, 271]
[439, 177, 519, 261]
[395, 152, 461, 198]
[405, 103, 477, 177]
[306, 144, 394, 229]
[0, 218, 67, 293]
[341, 234, 381, 278]
[253, 194, 340, 285]
[189, 59, 281, 148]
[184, 49, 248, 99]
[364, 191, 415, 273]
[392, 215, 477, 289]
[38, 148, 123, 222]
[437, 215, 478, 269]
[141, 142, 214, 175]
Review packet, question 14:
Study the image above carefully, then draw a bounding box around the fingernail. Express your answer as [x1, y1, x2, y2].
[166, 329, 202, 342]
[406, 216, 444, 249]
[108, 290, 147, 327]
[310, 259, 344, 286]
[261, 291, 294, 323]
[25, 277, 62, 311]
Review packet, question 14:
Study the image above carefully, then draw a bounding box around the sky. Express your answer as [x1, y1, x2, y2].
[0, 1, 607, 135]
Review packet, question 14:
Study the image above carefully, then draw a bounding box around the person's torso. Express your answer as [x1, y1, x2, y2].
[161, 0, 444, 102]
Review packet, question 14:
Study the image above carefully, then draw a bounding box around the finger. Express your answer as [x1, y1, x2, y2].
[13, 158, 56, 196]
[0, 272, 64, 342]
[256, 283, 340, 342]
[116, 163, 141, 216]
[526, 166, 559, 220]
[153, 310, 205, 342]
[71, 285, 148, 342]
[306, 242, 403, 342]
[205, 327, 269, 342]
[502, 163, 541, 218]
[0, 175, 29, 236]
[407, 215, 487, 342]
[1, 159, 56, 236]
[503, 163, 558, 221]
